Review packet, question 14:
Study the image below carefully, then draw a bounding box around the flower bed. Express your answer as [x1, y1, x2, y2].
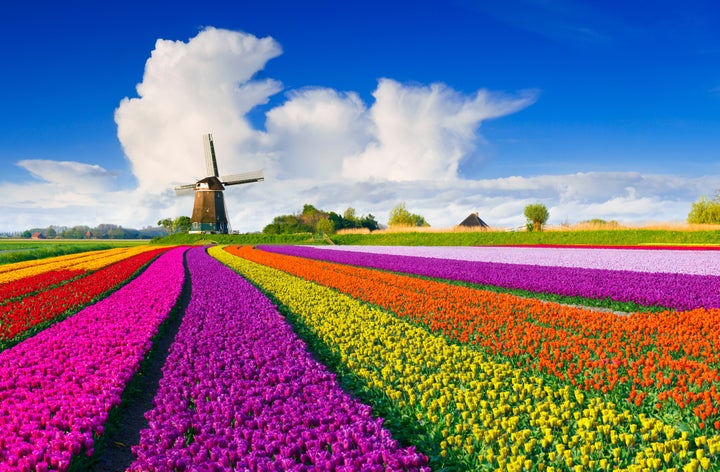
[0, 247, 171, 342]
[213, 246, 720, 471]
[231, 246, 720, 432]
[0, 269, 87, 304]
[129, 247, 427, 471]
[0, 246, 164, 302]
[259, 245, 720, 310]
[0, 246, 186, 471]
[311, 244, 720, 275]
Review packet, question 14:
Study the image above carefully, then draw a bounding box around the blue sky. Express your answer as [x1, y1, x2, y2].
[1, 0, 719, 232]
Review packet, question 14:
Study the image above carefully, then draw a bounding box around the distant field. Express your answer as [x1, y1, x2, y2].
[0, 239, 147, 265]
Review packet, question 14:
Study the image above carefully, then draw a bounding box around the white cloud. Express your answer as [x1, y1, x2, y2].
[17, 160, 118, 194]
[341, 79, 537, 181]
[1, 27, 717, 234]
[264, 88, 371, 179]
[114, 27, 282, 192]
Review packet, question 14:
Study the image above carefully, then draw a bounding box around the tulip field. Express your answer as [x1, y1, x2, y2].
[1, 243, 720, 471]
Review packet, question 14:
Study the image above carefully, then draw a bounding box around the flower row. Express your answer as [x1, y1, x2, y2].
[0, 269, 87, 305]
[0, 247, 187, 471]
[0, 246, 143, 284]
[239, 246, 720, 431]
[129, 247, 428, 471]
[0, 247, 171, 342]
[0, 248, 107, 276]
[312, 244, 720, 275]
[213, 246, 720, 471]
[259, 245, 720, 310]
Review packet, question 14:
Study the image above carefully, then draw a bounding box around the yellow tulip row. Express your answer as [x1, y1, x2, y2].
[0, 248, 110, 275]
[210, 247, 719, 471]
[0, 246, 162, 284]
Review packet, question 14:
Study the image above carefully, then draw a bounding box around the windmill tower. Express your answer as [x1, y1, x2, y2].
[174, 134, 263, 234]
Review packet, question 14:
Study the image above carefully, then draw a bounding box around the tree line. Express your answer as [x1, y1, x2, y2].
[17, 224, 165, 239]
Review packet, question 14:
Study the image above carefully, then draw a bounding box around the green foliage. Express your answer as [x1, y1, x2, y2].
[157, 218, 173, 233]
[46, 227, 57, 238]
[263, 204, 378, 235]
[687, 194, 720, 224]
[157, 217, 192, 234]
[21, 230, 32, 238]
[388, 202, 429, 227]
[328, 207, 379, 232]
[315, 218, 334, 235]
[263, 215, 314, 235]
[172, 216, 192, 233]
[524, 203, 550, 232]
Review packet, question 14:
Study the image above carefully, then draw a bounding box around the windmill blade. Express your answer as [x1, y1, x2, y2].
[221, 169, 264, 186]
[174, 183, 196, 196]
[203, 133, 220, 177]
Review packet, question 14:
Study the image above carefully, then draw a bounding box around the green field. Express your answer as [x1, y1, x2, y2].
[152, 228, 720, 247]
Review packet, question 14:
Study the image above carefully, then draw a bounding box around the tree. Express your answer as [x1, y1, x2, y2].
[360, 214, 379, 231]
[46, 227, 57, 238]
[22, 230, 32, 239]
[316, 218, 334, 235]
[688, 195, 720, 224]
[157, 218, 173, 234]
[388, 202, 429, 227]
[263, 215, 313, 234]
[173, 216, 192, 233]
[524, 203, 550, 232]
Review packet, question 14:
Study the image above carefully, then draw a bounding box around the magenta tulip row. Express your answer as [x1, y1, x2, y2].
[0, 247, 187, 472]
[314, 244, 720, 275]
[259, 245, 720, 310]
[129, 247, 428, 471]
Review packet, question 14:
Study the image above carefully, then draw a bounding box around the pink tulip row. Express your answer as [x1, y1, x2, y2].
[0, 247, 187, 471]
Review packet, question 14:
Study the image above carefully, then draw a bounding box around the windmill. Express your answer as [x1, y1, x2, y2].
[174, 134, 263, 234]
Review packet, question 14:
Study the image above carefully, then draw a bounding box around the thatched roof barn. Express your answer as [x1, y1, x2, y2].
[458, 212, 489, 228]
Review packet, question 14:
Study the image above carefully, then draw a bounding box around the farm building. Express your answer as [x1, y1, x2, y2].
[457, 212, 489, 229]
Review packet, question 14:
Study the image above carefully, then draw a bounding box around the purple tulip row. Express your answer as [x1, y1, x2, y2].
[129, 247, 428, 472]
[313, 245, 720, 275]
[0, 247, 187, 472]
[258, 245, 720, 311]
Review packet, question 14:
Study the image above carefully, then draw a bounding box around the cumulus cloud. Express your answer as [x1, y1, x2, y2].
[264, 88, 371, 179]
[114, 27, 282, 192]
[341, 79, 537, 181]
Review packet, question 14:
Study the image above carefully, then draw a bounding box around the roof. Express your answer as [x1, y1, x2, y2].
[458, 212, 489, 228]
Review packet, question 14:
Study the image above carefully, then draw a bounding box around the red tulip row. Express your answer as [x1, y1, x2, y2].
[0, 269, 87, 304]
[0, 247, 170, 343]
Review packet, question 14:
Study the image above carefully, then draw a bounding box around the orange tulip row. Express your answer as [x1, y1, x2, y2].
[226, 246, 720, 429]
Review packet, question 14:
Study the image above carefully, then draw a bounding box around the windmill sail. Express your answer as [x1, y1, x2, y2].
[204, 134, 220, 177]
[221, 170, 264, 186]
[173, 183, 197, 196]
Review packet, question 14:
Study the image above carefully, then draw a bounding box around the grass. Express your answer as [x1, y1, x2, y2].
[329, 227, 720, 246]
[152, 232, 323, 246]
[142, 222, 720, 247]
